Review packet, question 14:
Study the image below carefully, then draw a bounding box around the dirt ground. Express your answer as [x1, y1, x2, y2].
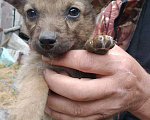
[0, 63, 19, 118]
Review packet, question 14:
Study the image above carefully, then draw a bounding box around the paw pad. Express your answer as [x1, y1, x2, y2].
[85, 35, 116, 55]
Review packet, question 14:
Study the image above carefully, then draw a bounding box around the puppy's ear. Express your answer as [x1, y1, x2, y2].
[90, 0, 110, 14]
[4, 0, 25, 14]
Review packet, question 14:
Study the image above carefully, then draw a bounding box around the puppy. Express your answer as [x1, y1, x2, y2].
[4, 0, 115, 120]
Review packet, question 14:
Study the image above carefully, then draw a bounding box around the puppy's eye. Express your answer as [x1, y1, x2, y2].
[27, 9, 37, 19]
[68, 7, 81, 18]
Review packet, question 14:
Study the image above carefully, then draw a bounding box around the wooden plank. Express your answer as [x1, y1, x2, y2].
[0, 37, 10, 47]
[0, 1, 13, 44]
[0, 28, 2, 32]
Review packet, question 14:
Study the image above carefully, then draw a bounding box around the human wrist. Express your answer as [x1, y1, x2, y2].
[131, 97, 150, 120]
[130, 73, 150, 120]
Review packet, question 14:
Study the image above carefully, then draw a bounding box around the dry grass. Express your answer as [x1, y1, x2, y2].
[0, 63, 20, 110]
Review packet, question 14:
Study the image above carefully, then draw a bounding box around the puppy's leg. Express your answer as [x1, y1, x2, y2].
[84, 35, 116, 55]
[85, 36, 115, 120]
[13, 53, 49, 120]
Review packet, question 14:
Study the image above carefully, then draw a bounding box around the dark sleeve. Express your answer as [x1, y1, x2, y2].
[127, 0, 150, 73]
[114, 112, 140, 120]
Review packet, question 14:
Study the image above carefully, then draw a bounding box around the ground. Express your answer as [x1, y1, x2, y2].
[0, 63, 19, 120]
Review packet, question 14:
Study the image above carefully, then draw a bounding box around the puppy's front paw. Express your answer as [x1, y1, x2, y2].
[85, 35, 116, 55]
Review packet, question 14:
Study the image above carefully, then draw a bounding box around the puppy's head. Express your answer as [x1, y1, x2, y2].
[5, 0, 109, 58]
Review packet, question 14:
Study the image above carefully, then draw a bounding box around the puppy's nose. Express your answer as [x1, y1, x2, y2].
[39, 36, 56, 50]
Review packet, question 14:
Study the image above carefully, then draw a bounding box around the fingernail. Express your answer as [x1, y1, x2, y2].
[43, 69, 48, 76]
[45, 107, 51, 115]
[42, 55, 50, 62]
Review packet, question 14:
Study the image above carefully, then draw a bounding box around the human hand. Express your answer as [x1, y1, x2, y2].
[43, 45, 150, 120]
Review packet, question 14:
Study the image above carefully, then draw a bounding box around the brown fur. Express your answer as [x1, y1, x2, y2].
[4, 0, 115, 120]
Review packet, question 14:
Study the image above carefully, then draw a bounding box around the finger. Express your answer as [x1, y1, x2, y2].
[42, 45, 128, 75]
[46, 92, 89, 117]
[45, 107, 106, 120]
[46, 92, 119, 117]
[44, 69, 117, 101]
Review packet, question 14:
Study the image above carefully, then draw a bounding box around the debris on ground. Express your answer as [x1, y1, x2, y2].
[0, 63, 19, 119]
[0, 109, 8, 120]
[0, 25, 30, 119]
[0, 47, 15, 66]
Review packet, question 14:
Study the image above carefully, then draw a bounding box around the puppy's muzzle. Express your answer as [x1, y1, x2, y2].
[39, 36, 56, 50]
